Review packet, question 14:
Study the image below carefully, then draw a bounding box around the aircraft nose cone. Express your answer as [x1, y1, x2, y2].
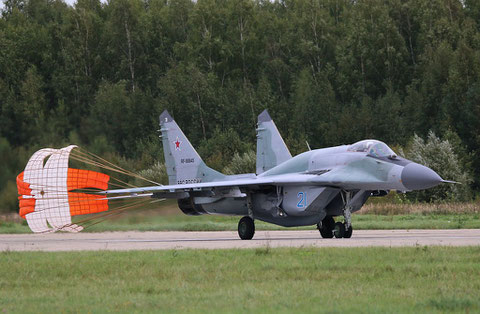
[401, 163, 442, 190]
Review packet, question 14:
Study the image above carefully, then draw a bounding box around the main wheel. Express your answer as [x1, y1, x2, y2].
[238, 216, 255, 240]
[318, 216, 335, 238]
[344, 224, 353, 238]
[333, 222, 345, 238]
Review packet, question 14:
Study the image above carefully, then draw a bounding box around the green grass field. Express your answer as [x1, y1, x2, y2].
[1, 247, 479, 313]
[2, 212, 480, 234]
[1, 200, 479, 234]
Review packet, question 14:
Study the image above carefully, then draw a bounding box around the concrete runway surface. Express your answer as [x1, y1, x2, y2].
[1, 229, 480, 252]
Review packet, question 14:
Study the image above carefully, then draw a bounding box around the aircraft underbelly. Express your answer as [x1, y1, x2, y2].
[281, 186, 340, 216]
[248, 186, 340, 227]
[253, 212, 325, 227]
[194, 197, 249, 216]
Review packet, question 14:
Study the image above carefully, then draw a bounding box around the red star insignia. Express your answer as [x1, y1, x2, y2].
[174, 137, 181, 150]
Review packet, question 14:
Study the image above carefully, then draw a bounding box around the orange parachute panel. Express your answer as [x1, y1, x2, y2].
[17, 172, 35, 218]
[18, 196, 35, 218]
[16, 172, 32, 195]
[67, 169, 109, 216]
[67, 169, 110, 191]
[68, 192, 109, 216]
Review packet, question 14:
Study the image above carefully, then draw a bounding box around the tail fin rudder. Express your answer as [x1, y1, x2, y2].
[159, 111, 225, 185]
[256, 110, 292, 174]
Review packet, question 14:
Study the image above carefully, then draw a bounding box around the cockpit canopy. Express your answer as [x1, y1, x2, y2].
[347, 140, 397, 158]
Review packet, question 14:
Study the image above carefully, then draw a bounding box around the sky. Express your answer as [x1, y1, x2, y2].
[0, 0, 106, 10]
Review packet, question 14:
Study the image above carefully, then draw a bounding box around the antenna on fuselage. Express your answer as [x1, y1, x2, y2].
[306, 141, 311, 151]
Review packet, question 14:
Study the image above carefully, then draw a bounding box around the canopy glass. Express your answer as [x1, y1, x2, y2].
[348, 140, 397, 158]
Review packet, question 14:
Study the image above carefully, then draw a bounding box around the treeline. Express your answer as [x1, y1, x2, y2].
[1, 0, 480, 210]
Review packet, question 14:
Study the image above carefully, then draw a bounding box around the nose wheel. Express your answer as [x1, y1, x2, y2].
[238, 216, 255, 240]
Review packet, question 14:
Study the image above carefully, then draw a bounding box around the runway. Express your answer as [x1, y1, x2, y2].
[1, 229, 480, 251]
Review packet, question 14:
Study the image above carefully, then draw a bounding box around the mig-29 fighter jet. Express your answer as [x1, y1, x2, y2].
[102, 110, 449, 240]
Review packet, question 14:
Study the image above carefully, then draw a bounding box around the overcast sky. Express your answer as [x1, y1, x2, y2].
[0, 0, 103, 10]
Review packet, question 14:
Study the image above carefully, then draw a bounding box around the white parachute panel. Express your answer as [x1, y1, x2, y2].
[23, 145, 83, 233]
[23, 148, 57, 233]
[42, 145, 74, 229]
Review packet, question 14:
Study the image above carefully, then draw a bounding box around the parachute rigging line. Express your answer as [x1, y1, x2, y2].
[71, 148, 162, 186]
[79, 198, 161, 231]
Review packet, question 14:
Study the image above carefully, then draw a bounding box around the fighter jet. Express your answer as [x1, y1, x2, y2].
[103, 110, 449, 239]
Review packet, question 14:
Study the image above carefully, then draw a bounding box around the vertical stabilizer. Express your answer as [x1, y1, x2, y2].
[159, 111, 225, 185]
[256, 110, 292, 174]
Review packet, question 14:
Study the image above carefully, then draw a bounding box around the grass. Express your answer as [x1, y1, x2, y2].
[1, 247, 479, 313]
[1, 200, 480, 234]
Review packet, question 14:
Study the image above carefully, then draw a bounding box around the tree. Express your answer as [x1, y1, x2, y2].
[290, 67, 338, 147]
[404, 131, 472, 202]
[102, 0, 145, 91]
[223, 150, 255, 175]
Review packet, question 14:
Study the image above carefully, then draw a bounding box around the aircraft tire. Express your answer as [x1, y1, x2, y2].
[334, 222, 345, 238]
[344, 224, 353, 238]
[238, 216, 255, 240]
[318, 216, 334, 238]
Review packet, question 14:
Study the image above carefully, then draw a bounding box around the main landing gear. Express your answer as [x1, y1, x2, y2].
[318, 190, 356, 238]
[317, 216, 353, 239]
[318, 216, 334, 238]
[238, 216, 255, 240]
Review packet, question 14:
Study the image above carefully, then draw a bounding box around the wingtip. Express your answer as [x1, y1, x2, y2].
[258, 109, 272, 123]
[159, 110, 173, 124]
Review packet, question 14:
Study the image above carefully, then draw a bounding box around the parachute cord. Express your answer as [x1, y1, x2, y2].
[71, 198, 149, 225]
[73, 198, 155, 230]
[74, 148, 134, 174]
[80, 205, 145, 230]
[76, 148, 158, 185]
[72, 148, 162, 187]
[104, 181, 132, 189]
[69, 153, 157, 188]
[69, 154, 136, 179]
[110, 176, 138, 189]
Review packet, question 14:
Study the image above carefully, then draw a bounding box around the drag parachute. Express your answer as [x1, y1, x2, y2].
[16, 145, 110, 233]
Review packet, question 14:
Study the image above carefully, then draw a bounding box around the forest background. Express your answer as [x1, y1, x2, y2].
[1, 0, 480, 212]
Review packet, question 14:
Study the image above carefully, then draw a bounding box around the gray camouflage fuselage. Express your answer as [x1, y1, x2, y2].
[105, 110, 445, 229]
[175, 145, 440, 227]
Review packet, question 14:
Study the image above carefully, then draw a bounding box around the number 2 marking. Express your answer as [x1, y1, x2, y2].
[297, 192, 307, 208]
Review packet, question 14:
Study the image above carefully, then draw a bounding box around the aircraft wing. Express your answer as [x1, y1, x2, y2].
[101, 174, 320, 197]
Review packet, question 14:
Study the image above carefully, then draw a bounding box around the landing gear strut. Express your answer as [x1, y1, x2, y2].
[340, 190, 354, 238]
[344, 223, 353, 238]
[318, 189, 357, 238]
[334, 222, 345, 238]
[238, 216, 255, 240]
